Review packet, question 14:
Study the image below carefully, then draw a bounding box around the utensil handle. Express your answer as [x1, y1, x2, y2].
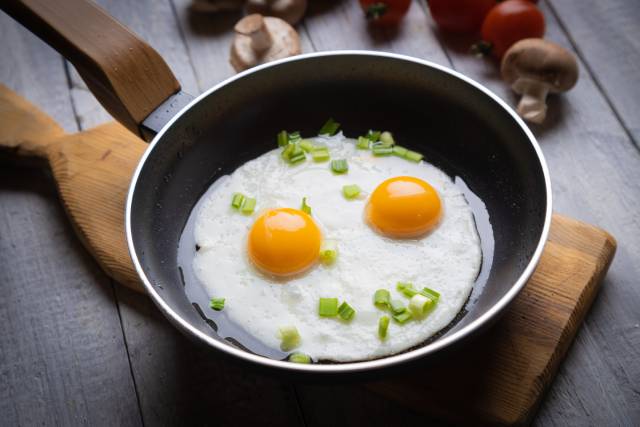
[2, 0, 181, 137]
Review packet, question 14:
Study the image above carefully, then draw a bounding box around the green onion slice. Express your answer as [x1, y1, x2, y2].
[392, 145, 408, 157]
[397, 282, 418, 298]
[393, 311, 412, 324]
[374, 289, 390, 309]
[278, 325, 301, 351]
[289, 131, 302, 143]
[372, 146, 393, 156]
[421, 287, 441, 303]
[405, 150, 424, 162]
[409, 294, 433, 318]
[338, 301, 356, 321]
[390, 299, 406, 315]
[311, 147, 330, 162]
[277, 130, 288, 147]
[241, 197, 256, 214]
[301, 197, 312, 215]
[318, 297, 339, 317]
[319, 240, 338, 265]
[378, 316, 390, 340]
[356, 136, 370, 149]
[289, 353, 311, 364]
[331, 159, 348, 174]
[209, 297, 225, 311]
[289, 152, 306, 165]
[231, 193, 245, 209]
[367, 130, 381, 142]
[300, 139, 314, 152]
[379, 131, 395, 146]
[319, 118, 340, 136]
[342, 184, 361, 200]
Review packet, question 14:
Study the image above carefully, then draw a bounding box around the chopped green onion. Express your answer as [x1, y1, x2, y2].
[338, 301, 356, 321]
[392, 145, 408, 157]
[289, 131, 302, 143]
[319, 240, 338, 265]
[390, 299, 406, 315]
[421, 287, 441, 303]
[277, 130, 289, 147]
[311, 147, 330, 162]
[331, 159, 348, 174]
[397, 282, 418, 298]
[209, 297, 225, 311]
[342, 184, 361, 200]
[231, 193, 245, 209]
[374, 289, 390, 309]
[378, 316, 390, 340]
[379, 131, 395, 146]
[278, 325, 301, 351]
[281, 142, 295, 159]
[356, 136, 370, 150]
[319, 118, 340, 136]
[409, 294, 433, 318]
[289, 152, 306, 165]
[301, 197, 312, 215]
[367, 130, 381, 142]
[300, 139, 314, 152]
[393, 311, 412, 324]
[318, 298, 339, 317]
[241, 197, 256, 214]
[405, 150, 424, 162]
[289, 353, 311, 364]
[372, 145, 393, 156]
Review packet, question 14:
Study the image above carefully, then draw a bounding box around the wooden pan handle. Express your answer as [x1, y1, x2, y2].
[2, 0, 181, 137]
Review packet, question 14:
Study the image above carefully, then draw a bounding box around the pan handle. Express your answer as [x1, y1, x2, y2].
[2, 0, 182, 139]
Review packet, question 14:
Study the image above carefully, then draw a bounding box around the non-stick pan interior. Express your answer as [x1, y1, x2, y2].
[129, 53, 548, 369]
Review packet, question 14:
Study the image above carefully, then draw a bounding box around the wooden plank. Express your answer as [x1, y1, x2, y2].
[417, 1, 640, 425]
[547, 0, 640, 145]
[0, 15, 141, 426]
[62, 1, 306, 424]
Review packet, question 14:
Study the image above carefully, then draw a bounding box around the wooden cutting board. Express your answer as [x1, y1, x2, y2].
[0, 84, 616, 426]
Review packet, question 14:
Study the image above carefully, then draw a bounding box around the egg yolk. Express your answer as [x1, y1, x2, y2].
[248, 207, 322, 277]
[366, 176, 442, 238]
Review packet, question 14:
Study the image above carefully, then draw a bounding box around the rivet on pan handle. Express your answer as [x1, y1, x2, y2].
[2, 0, 182, 140]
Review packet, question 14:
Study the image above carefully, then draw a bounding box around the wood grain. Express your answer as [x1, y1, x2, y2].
[2, 0, 181, 136]
[0, 15, 141, 426]
[547, 0, 640, 145]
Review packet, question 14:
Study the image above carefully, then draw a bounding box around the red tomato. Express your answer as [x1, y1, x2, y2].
[359, 0, 412, 26]
[427, 0, 496, 34]
[480, 0, 545, 58]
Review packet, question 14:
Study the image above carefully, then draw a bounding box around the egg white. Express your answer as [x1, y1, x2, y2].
[193, 133, 482, 362]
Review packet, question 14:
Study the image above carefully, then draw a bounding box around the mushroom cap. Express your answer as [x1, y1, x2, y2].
[501, 38, 579, 93]
[230, 14, 301, 72]
[246, 0, 307, 25]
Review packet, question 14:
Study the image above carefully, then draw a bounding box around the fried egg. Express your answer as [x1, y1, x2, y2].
[193, 133, 481, 362]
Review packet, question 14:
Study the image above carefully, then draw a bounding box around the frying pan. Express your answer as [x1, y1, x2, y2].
[3, 0, 551, 377]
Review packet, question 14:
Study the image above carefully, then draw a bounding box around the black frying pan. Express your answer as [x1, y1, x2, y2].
[3, 0, 551, 377]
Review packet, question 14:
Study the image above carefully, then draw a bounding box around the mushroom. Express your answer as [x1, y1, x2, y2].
[246, 0, 307, 25]
[230, 14, 301, 72]
[191, 0, 246, 13]
[501, 38, 579, 124]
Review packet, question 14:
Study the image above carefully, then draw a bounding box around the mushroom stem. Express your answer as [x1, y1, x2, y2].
[235, 14, 272, 52]
[512, 78, 550, 124]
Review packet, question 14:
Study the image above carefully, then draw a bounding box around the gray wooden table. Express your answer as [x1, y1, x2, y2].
[1, 0, 639, 425]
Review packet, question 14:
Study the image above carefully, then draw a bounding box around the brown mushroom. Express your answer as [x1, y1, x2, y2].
[246, 0, 307, 25]
[501, 38, 579, 124]
[230, 14, 301, 72]
[191, 0, 245, 13]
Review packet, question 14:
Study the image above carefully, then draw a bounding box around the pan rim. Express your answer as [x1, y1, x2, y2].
[125, 50, 552, 374]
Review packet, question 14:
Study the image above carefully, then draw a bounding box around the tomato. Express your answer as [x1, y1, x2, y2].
[427, 0, 496, 34]
[359, 0, 412, 26]
[480, 0, 545, 58]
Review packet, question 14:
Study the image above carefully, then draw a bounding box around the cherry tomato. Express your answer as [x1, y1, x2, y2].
[359, 0, 411, 26]
[427, 0, 496, 34]
[480, 0, 545, 59]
